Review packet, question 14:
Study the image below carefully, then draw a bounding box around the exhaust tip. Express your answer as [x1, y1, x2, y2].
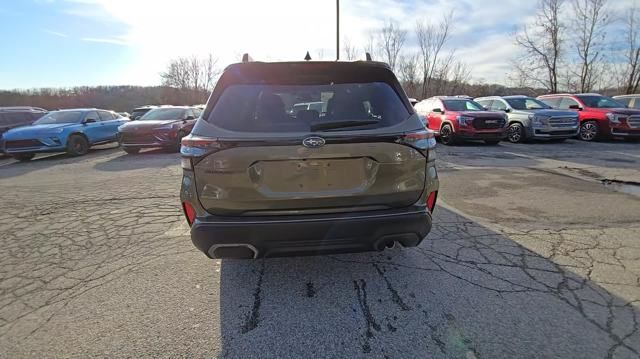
[209, 244, 258, 259]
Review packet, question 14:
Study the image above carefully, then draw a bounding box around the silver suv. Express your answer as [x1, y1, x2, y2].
[475, 96, 579, 143]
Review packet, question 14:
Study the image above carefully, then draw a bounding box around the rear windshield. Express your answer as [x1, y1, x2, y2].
[207, 82, 410, 132]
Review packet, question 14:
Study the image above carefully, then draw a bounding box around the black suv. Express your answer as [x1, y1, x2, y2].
[0, 107, 47, 136]
[179, 57, 439, 259]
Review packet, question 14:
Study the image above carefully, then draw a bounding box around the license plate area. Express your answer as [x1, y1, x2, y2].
[249, 158, 376, 194]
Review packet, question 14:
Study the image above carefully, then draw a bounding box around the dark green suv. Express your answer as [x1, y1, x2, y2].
[179, 58, 439, 259]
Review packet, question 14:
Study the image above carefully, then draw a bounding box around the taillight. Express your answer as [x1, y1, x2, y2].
[180, 135, 224, 170]
[399, 130, 437, 159]
[182, 202, 196, 226]
[427, 191, 438, 213]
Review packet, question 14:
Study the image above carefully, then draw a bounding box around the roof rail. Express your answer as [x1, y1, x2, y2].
[365, 52, 372, 61]
[241, 53, 253, 63]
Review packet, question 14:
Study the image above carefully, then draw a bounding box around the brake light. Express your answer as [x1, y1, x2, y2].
[180, 135, 224, 170]
[427, 191, 438, 213]
[400, 130, 436, 151]
[182, 202, 196, 226]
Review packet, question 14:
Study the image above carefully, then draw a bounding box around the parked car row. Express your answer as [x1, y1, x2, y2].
[0, 105, 204, 160]
[414, 93, 640, 145]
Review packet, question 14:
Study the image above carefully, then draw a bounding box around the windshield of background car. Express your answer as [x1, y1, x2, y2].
[576, 95, 626, 109]
[442, 99, 485, 111]
[506, 98, 551, 110]
[207, 82, 410, 132]
[139, 108, 186, 121]
[33, 111, 84, 124]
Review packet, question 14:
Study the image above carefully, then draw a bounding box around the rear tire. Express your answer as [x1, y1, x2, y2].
[439, 124, 457, 145]
[506, 123, 525, 143]
[13, 153, 35, 162]
[578, 121, 599, 141]
[66, 135, 90, 156]
[124, 147, 140, 154]
[484, 140, 500, 145]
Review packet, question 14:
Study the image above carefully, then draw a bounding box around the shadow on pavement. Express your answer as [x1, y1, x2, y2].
[218, 207, 638, 358]
[93, 148, 180, 172]
[0, 145, 120, 179]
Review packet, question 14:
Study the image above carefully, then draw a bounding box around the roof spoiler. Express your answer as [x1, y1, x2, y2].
[242, 53, 253, 63]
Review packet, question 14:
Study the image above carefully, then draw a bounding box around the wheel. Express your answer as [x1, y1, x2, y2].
[66, 135, 90, 156]
[578, 121, 599, 141]
[506, 123, 525, 143]
[13, 153, 35, 161]
[124, 147, 140, 154]
[439, 124, 457, 145]
[484, 140, 500, 145]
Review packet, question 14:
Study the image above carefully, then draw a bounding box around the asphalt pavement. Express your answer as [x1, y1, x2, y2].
[0, 139, 639, 358]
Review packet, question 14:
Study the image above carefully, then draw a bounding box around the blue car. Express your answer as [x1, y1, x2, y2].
[0, 108, 127, 161]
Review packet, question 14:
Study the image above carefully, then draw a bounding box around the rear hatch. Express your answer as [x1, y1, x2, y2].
[188, 62, 430, 216]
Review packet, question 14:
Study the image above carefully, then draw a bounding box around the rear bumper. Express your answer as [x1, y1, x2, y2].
[189, 207, 433, 258]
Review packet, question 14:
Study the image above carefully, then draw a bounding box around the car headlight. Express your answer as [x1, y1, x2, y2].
[457, 115, 474, 127]
[156, 123, 179, 130]
[529, 114, 550, 127]
[606, 113, 624, 124]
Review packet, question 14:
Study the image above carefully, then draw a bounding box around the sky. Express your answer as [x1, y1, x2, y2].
[0, 0, 635, 89]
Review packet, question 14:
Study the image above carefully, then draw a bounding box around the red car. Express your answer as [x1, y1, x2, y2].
[537, 93, 640, 141]
[414, 96, 508, 145]
[118, 106, 202, 153]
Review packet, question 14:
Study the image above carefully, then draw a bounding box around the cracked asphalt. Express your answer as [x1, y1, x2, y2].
[0, 139, 639, 358]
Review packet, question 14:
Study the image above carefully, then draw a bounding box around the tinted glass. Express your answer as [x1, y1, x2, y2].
[98, 111, 114, 121]
[505, 98, 551, 110]
[139, 108, 186, 121]
[632, 99, 640, 109]
[207, 82, 410, 133]
[0, 112, 28, 125]
[490, 100, 507, 111]
[475, 99, 492, 109]
[442, 99, 485, 111]
[576, 95, 625, 109]
[558, 97, 580, 110]
[34, 111, 84, 124]
[616, 98, 631, 106]
[132, 109, 151, 119]
[539, 97, 561, 108]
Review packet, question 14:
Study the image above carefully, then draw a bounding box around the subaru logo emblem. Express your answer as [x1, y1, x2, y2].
[302, 136, 325, 148]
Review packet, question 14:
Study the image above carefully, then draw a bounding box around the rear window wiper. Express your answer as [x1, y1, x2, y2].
[311, 119, 378, 131]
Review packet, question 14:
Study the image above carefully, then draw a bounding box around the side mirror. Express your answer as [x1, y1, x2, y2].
[185, 115, 195, 121]
[503, 108, 511, 113]
[432, 108, 444, 114]
[569, 104, 583, 110]
[84, 118, 97, 124]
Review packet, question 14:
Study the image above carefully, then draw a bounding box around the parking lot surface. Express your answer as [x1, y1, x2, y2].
[1, 140, 639, 358]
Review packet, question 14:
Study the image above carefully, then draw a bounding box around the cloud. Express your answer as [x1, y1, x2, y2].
[44, 29, 69, 38]
[81, 36, 129, 45]
[58, 0, 638, 85]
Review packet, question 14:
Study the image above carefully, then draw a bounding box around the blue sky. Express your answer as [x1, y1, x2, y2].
[0, 0, 634, 89]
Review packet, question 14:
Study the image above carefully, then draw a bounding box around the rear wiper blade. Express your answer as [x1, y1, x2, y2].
[311, 120, 378, 131]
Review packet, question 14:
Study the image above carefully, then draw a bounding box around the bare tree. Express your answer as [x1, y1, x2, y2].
[571, 0, 610, 92]
[416, 12, 453, 98]
[377, 20, 407, 71]
[161, 54, 219, 92]
[343, 37, 360, 60]
[621, 4, 640, 94]
[398, 54, 420, 98]
[515, 0, 565, 92]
